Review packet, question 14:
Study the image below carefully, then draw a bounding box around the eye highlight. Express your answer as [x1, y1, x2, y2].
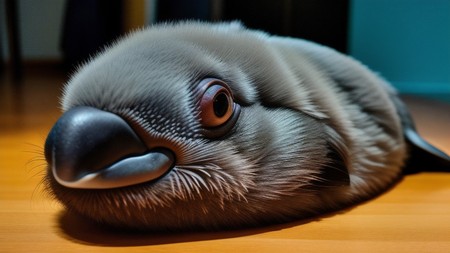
[196, 78, 241, 138]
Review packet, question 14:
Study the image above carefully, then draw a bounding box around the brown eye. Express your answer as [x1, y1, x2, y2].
[199, 83, 234, 128]
[196, 78, 241, 138]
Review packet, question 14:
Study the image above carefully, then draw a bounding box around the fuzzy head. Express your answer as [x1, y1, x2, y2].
[45, 22, 406, 230]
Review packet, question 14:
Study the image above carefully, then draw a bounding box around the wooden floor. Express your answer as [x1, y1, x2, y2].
[1, 69, 449, 253]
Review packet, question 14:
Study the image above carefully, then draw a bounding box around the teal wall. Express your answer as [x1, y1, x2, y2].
[349, 0, 450, 101]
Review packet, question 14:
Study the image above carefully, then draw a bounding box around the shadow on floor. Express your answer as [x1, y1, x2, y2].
[55, 208, 333, 246]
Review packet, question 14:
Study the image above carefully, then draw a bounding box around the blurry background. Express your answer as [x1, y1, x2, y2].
[0, 0, 449, 102]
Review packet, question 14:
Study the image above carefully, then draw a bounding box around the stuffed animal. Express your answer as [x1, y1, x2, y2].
[44, 22, 450, 231]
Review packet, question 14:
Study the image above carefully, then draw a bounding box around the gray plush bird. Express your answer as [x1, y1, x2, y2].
[44, 21, 450, 231]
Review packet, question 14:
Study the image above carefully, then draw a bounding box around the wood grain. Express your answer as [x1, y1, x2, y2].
[1, 70, 449, 253]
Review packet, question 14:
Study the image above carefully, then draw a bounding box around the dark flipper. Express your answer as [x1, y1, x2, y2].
[392, 96, 450, 173]
[403, 128, 450, 174]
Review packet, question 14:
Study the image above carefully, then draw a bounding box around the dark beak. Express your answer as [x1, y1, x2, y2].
[45, 106, 175, 189]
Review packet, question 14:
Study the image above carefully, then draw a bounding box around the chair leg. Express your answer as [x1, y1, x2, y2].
[5, 0, 23, 81]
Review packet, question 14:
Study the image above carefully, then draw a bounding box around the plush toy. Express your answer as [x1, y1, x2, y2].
[44, 22, 450, 231]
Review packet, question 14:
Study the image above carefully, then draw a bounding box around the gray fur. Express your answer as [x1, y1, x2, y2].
[46, 21, 437, 231]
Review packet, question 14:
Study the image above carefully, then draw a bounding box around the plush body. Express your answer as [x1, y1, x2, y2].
[44, 22, 450, 231]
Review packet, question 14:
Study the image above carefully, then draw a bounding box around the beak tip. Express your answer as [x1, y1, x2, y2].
[53, 148, 175, 189]
[46, 106, 176, 189]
